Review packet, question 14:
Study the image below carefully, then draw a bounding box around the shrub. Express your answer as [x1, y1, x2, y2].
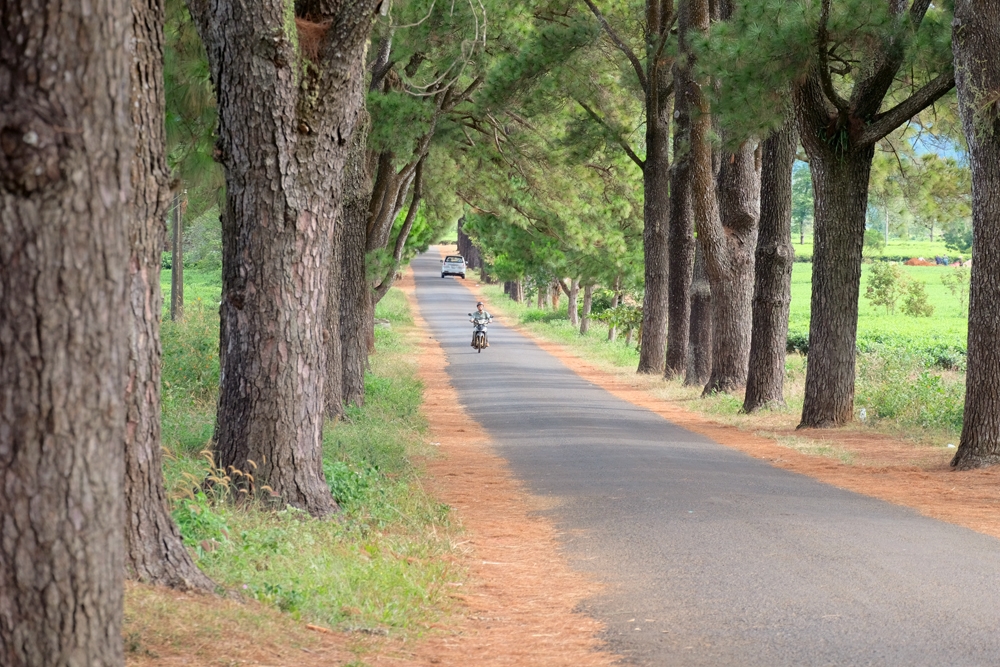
[901, 278, 934, 317]
[183, 206, 222, 270]
[855, 352, 964, 432]
[864, 261, 903, 314]
[864, 228, 886, 255]
[941, 266, 970, 314]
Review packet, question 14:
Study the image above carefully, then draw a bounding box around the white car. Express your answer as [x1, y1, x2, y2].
[441, 255, 467, 279]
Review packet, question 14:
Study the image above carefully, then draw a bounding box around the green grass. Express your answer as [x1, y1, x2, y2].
[791, 239, 962, 263]
[160, 268, 461, 636]
[788, 262, 969, 367]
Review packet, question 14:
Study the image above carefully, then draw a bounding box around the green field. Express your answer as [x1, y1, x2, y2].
[788, 262, 969, 367]
[791, 239, 964, 263]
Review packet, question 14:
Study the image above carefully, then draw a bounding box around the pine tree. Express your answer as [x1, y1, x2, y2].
[186, 0, 380, 516]
[1, 1, 132, 661]
[125, 0, 214, 590]
[949, 0, 1000, 470]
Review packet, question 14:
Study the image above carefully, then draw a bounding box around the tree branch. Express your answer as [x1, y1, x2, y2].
[576, 99, 645, 170]
[818, 0, 850, 114]
[581, 0, 648, 92]
[652, 9, 678, 67]
[858, 69, 955, 146]
[850, 0, 933, 119]
[443, 75, 485, 112]
[369, 35, 394, 92]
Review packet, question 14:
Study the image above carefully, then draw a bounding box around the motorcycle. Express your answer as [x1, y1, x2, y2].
[469, 314, 491, 353]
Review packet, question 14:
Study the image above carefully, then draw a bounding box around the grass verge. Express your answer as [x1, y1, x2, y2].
[129, 282, 462, 662]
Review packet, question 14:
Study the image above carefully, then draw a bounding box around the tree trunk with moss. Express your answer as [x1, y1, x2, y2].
[187, 0, 379, 517]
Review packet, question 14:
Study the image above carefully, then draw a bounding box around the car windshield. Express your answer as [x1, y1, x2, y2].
[445, 256, 463, 263]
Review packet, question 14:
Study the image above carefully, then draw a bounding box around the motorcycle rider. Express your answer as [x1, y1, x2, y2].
[470, 301, 492, 348]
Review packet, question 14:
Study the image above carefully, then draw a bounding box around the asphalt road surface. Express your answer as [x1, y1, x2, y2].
[413, 250, 1000, 666]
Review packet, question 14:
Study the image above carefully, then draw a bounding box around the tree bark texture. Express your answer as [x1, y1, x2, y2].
[338, 109, 374, 409]
[188, 0, 378, 516]
[124, 0, 213, 590]
[701, 141, 760, 395]
[665, 54, 696, 380]
[685, 245, 713, 387]
[325, 210, 345, 420]
[950, 1, 1000, 470]
[743, 119, 796, 413]
[0, 1, 132, 662]
[636, 0, 674, 375]
[581, 284, 594, 334]
[793, 1, 953, 427]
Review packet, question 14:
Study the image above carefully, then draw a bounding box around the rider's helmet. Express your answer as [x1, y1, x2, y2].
[476, 302, 484, 307]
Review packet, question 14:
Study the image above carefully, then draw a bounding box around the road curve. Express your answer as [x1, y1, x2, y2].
[412, 249, 1000, 666]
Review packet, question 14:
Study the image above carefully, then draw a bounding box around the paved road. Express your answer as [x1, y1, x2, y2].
[413, 250, 1000, 666]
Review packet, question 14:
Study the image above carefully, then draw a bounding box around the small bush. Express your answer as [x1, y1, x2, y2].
[855, 352, 964, 432]
[865, 261, 902, 314]
[786, 331, 809, 355]
[901, 278, 934, 317]
[864, 228, 886, 255]
[941, 266, 970, 314]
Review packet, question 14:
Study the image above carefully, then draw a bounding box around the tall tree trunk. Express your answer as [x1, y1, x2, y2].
[581, 284, 594, 334]
[124, 0, 213, 590]
[1, 0, 131, 661]
[796, 145, 874, 427]
[325, 211, 345, 420]
[692, 0, 761, 396]
[457, 217, 482, 269]
[551, 281, 561, 310]
[374, 157, 425, 304]
[567, 279, 580, 326]
[340, 197, 369, 408]
[338, 110, 374, 409]
[327, 110, 370, 418]
[665, 53, 696, 380]
[685, 245, 713, 387]
[791, 1, 953, 427]
[537, 282, 547, 309]
[950, 1, 1000, 470]
[636, 0, 673, 375]
[743, 119, 797, 413]
[608, 277, 621, 342]
[189, 0, 378, 516]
